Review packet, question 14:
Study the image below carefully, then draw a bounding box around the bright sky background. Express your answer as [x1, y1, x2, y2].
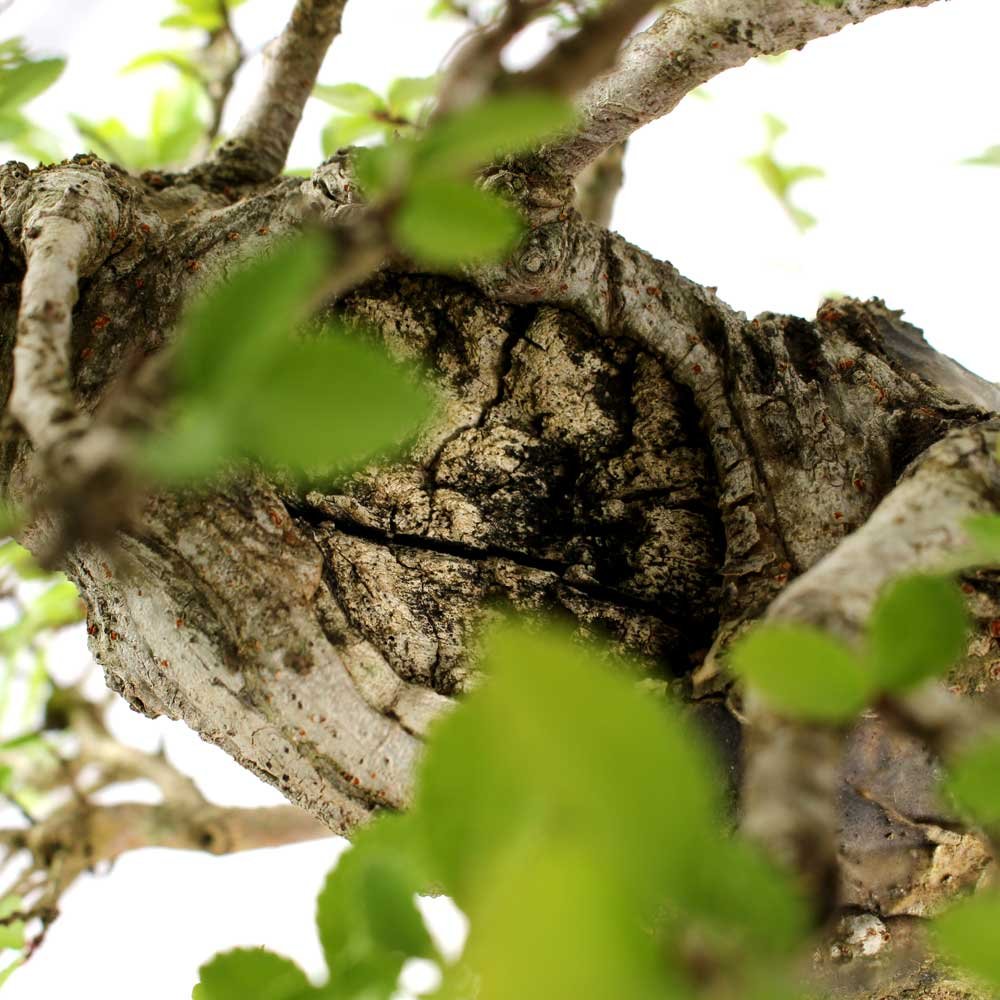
[1, 0, 999, 997]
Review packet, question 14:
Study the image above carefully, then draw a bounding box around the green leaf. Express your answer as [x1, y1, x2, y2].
[352, 142, 415, 198]
[934, 892, 1000, 989]
[0, 43, 65, 112]
[677, 839, 809, 955]
[313, 82, 385, 115]
[414, 93, 575, 177]
[745, 115, 825, 232]
[28, 580, 85, 631]
[729, 623, 872, 722]
[144, 235, 432, 481]
[944, 733, 1000, 828]
[226, 329, 432, 472]
[412, 620, 723, 910]
[161, 11, 223, 31]
[320, 115, 388, 157]
[386, 75, 439, 118]
[121, 50, 204, 82]
[466, 845, 672, 1000]
[0, 540, 52, 581]
[0, 957, 23, 988]
[963, 515, 1000, 564]
[964, 145, 1000, 167]
[394, 179, 522, 267]
[194, 948, 310, 1000]
[866, 575, 967, 691]
[316, 816, 435, 995]
[0, 922, 22, 953]
[0, 897, 24, 953]
[149, 79, 205, 166]
[173, 235, 331, 398]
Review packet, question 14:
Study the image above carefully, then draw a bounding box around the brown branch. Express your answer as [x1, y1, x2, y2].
[573, 139, 626, 226]
[202, 19, 246, 144]
[741, 420, 1000, 916]
[0, 686, 334, 955]
[0, 161, 123, 472]
[540, 0, 943, 178]
[516, 0, 658, 97]
[434, 0, 548, 117]
[208, 0, 349, 183]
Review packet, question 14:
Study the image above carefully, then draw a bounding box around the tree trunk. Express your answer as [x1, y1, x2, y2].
[1, 3, 997, 995]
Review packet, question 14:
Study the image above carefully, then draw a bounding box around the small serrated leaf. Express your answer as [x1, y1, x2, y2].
[194, 948, 310, 1000]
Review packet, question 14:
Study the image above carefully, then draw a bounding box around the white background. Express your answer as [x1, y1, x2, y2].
[1, 0, 999, 996]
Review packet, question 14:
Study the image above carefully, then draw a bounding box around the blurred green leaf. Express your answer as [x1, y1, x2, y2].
[413, 620, 723, 910]
[467, 845, 672, 1000]
[386, 75, 439, 118]
[313, 82, 385, 115]
[172, 236, 331, 398]
[866, 575, 967, 691]
[934, 892, 1000, 989]
[963, 515, 1000, 563]
[414, 93, 575, 177]
[320, 115, 389, 158]
[121, 50, 203, 82]
[0, 896, 24, 953]
[317, 816, 435, 996]
[944, 733, 1000, 828]
[149, 78, 204, 164]
[0, 957, 22, 988]
[144, 235, 432, 481]
[0, 38, 65, 161]
[729, 624, 871, 722]
[72, 78, 205, 170]
[0, 578, 84, 658]
[160, 0, 239, 32]
[193, 948, 311, 1000]
[29, 581, 85, 631]
[353, 142, 415, 198]
[745, 114, 824, 232]
[0, 40, 65, 111]
[0, 541, 50, 581]
[964, 145, 1000, 167]
[395, 178, 522, 267]
[0, 923, 22, 953]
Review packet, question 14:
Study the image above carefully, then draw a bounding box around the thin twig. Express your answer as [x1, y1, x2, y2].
[207, 0, 349, 182]
[540, 0, 943, 178]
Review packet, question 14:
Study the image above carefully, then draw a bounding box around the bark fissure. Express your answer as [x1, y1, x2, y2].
[0, 4, 997, 983]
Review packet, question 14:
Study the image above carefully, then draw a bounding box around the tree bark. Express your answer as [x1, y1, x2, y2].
[1, 2, 998, 993]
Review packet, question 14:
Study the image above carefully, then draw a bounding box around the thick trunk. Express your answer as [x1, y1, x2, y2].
[2, 157, 998, 998]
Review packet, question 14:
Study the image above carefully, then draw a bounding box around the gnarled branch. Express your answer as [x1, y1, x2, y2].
[541, 0, 943, 178]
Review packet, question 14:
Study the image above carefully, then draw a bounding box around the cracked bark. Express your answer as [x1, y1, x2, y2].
[0, 2, 997, 996]
[1, 147, 998, 998]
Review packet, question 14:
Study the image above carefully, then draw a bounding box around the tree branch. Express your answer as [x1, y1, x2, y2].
[573, 140, 626, 227]
[540, 0, 943, 178]
[741, 419, 1000, 914]
[2, 162, 120, 467]
[208, 0, 349, 183]
[515, 0, 659, 97]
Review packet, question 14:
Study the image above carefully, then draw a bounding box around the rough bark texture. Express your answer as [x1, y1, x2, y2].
[1, 145, 998, 998]
[1, 1, 998, 995]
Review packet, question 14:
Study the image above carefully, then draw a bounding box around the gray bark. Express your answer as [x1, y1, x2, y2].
[0, 1, 997, 991]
